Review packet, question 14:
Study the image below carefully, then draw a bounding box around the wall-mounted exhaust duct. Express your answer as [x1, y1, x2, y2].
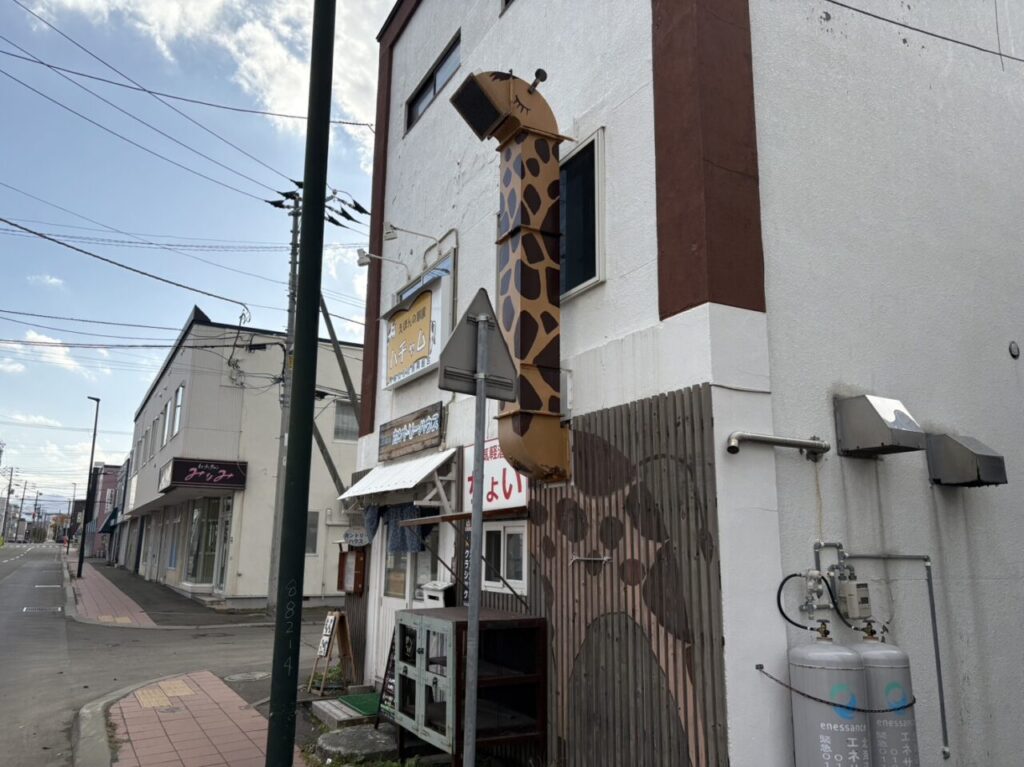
[926, 433, 1007, 487]
[834, 395, 926, 457]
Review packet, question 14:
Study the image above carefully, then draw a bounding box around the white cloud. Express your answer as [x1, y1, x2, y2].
[34, 0, 390, 168]
[7, 413, 62, 426]
[27, 274, 64, 288]
[23, 330, 93, 379]
[0, 358, 26, 374]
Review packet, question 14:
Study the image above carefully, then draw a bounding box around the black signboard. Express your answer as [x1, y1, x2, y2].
[378, 402, 443, 461]
[375, 627, 397, 727]
[159, 458, 247, 493]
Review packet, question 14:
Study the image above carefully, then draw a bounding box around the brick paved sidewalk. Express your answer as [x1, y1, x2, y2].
[108, 671, 301, 767]
[71, 561, 156, 626]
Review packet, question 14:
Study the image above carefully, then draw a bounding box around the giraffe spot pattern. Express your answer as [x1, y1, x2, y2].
[515, 260, 542, 301]
[529, 499, 549, 526]
[556, 498, 587, 542]
[522, 232, 546, 264]
[535, 137, 550, 163]
[515, 311, 540, 356]
[535, 335, 560, 371]
[526, 157, 540, 177]
[547, 395, 560, 412]
[620, 558, 645, 586]
[502, 296, 515, 331]
[539, 364, 560, 392]
[541, 311, 558, 333]
[519, 374, 544, 411]
[523, 184, 542, 215]
[599, 516, 624, 550]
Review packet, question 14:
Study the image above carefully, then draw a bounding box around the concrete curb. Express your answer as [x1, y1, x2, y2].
[73, 673, 182, 767]
[61, 557, 323, 631]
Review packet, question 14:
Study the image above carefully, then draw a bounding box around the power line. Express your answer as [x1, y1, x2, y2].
[0, 315, 180, 341]
[0, 33, 279, 195]
[0, 47, 375, 129]
[0, 66, 267, 201]
[823, 0, 1024, 65]
[10, 0, 296, 184]
[0, 217, 252, 318]
[0, 308, 179, 331]
[0, 419, 132, 435]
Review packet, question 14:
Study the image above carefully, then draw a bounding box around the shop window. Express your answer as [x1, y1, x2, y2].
[384, 524, 409, 599]
[406, 33, 461, 130]
[482, 522, 527, 595]
[306, 510, 319, 554]
[167, 513, 180, 570]
[185, 500, 218, 584]
[413, 527, 440, 601]
[333, 400, 358, 441]
[560, 130, 604, 297]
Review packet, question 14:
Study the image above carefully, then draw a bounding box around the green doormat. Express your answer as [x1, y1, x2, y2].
[337, 692, 380, 717]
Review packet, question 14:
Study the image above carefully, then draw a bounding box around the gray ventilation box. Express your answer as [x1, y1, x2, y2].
[926, 434, 1007, 487]
[834, 395, 926, 457]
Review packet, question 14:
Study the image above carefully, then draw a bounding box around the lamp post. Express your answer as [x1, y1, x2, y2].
[77, 396, 100, 578]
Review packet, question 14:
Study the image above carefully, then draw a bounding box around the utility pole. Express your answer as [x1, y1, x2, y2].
[2, 466, 14, 541]
[18, 482, 28, 541]
[77, 396, 100, 578]
[266, 1, 336, 762]
[268, 195, 301, 611]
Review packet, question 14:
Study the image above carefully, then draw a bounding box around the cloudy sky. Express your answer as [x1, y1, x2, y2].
[0, 0, 390, 517]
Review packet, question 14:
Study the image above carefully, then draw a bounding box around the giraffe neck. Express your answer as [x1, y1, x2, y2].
[494, 129, 570, 482]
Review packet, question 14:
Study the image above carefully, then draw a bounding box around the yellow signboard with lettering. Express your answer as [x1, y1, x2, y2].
[386, 290, 434, 386]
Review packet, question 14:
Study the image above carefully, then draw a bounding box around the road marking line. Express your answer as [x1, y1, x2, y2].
[35, 584, 61, 588]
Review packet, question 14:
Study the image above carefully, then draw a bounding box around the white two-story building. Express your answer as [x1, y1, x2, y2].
[119, 307, 362, 609]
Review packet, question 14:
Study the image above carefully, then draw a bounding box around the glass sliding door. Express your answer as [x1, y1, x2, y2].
[214, 498, 232, 593]
[185, 499, 218, 585]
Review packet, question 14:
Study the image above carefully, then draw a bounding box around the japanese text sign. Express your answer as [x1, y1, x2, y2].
[159, 458, 247, 492]
[385, 290, 435, 387]
[462, 439, 529, 511]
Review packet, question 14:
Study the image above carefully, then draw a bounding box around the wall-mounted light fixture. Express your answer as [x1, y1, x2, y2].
[356, 248, 411, 280]
[383, 221, 439, 251]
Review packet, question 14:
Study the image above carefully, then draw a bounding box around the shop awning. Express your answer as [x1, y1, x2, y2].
[339, 448, 457, 500]
[98, 506, 120, 535]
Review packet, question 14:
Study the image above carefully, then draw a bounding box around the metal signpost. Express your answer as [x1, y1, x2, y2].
[438, 288, 517, 765]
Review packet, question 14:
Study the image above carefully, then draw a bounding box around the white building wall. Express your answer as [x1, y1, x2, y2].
[750, 3, 1024, 764]
[127, 319, 362, 604]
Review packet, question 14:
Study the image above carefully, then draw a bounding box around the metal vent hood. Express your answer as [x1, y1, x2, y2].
[926, 434, 1007, 487]
[835, 395, 926, 457]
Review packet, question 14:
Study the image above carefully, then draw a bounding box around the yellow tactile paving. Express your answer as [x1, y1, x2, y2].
[158, 679, 194, 697]
[134, 686, 173, 709]
[98, 615, 114, 622]
[114, 617, 132, 624]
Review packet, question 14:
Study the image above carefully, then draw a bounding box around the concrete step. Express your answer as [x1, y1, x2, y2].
[316, 722, 398, 763]
[311, 699, 374, 729]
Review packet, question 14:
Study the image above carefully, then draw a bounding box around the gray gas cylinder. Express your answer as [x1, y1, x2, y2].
[789, 637, 872, 767]
[850, 638, 919, 767]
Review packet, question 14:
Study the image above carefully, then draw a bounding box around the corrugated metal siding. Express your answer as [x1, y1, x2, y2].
[482, 384, 727, 765]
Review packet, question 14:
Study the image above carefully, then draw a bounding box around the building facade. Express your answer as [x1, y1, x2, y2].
[346, 1, 1024, 765]
[84, 463, 121, 558]
[120, 307, 363, 609]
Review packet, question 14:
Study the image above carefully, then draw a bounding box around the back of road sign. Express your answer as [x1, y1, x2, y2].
[438, 288, 517, 402]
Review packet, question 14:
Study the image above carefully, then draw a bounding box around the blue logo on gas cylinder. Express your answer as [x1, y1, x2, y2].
[885, 681, 909, 717]
[830, 683, 857, 721]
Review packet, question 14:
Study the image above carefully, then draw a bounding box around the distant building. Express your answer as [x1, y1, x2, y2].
[84, 463, 120, 558]
[121, 307, 363, 609]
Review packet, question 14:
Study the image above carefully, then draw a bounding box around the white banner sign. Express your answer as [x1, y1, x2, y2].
[462, 439, 529, 512]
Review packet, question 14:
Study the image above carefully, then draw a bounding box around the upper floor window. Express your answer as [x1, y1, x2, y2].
[171, 385, 184, 437]
[161, 399, 173, 447]
[560, 130, 603, 297]
[334, 400, 358, 442]
[406, 33, 461, 131]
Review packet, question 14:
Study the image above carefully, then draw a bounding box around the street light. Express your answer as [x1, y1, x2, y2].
[77, 396, 100, 579]
[356, 247, 411, 280]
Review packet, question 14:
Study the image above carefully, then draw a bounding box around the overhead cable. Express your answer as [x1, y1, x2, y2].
[0, 46, 375, 129]
[9, 0, 297, 184]
[0, 217, 251, 318]
[0, 66, 266, 201]
[0, 33, 279, 194]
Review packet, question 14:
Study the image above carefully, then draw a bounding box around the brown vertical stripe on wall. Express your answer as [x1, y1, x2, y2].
[651, 0, 765, 320]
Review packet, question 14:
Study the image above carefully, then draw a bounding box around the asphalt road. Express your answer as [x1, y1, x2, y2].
[0, 544, 321, 766]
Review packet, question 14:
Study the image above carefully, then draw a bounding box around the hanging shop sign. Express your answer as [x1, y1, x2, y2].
[379, 402, 444, 461]
[385, 289, 439, 387]
[462, 438, 529, 511]
[158, 458, 248, 493]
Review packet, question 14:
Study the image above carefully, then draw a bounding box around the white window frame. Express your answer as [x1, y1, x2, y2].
[171, 384, 184, 437]
[481, 521, 527, 596]
[559, 126, 606, 302]
[149, 417, 158, 459]
[161, 399, 173, 447]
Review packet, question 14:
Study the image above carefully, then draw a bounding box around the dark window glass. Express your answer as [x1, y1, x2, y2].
[484, 530, 502, 581]
[334, 400, 358, 441]
[560, 141, 597, 294]
[305, 510, 319, 554]
[406, 34, 461, 130]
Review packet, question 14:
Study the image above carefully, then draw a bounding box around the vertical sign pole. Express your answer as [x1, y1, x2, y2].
[462, 314, 490, 764]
